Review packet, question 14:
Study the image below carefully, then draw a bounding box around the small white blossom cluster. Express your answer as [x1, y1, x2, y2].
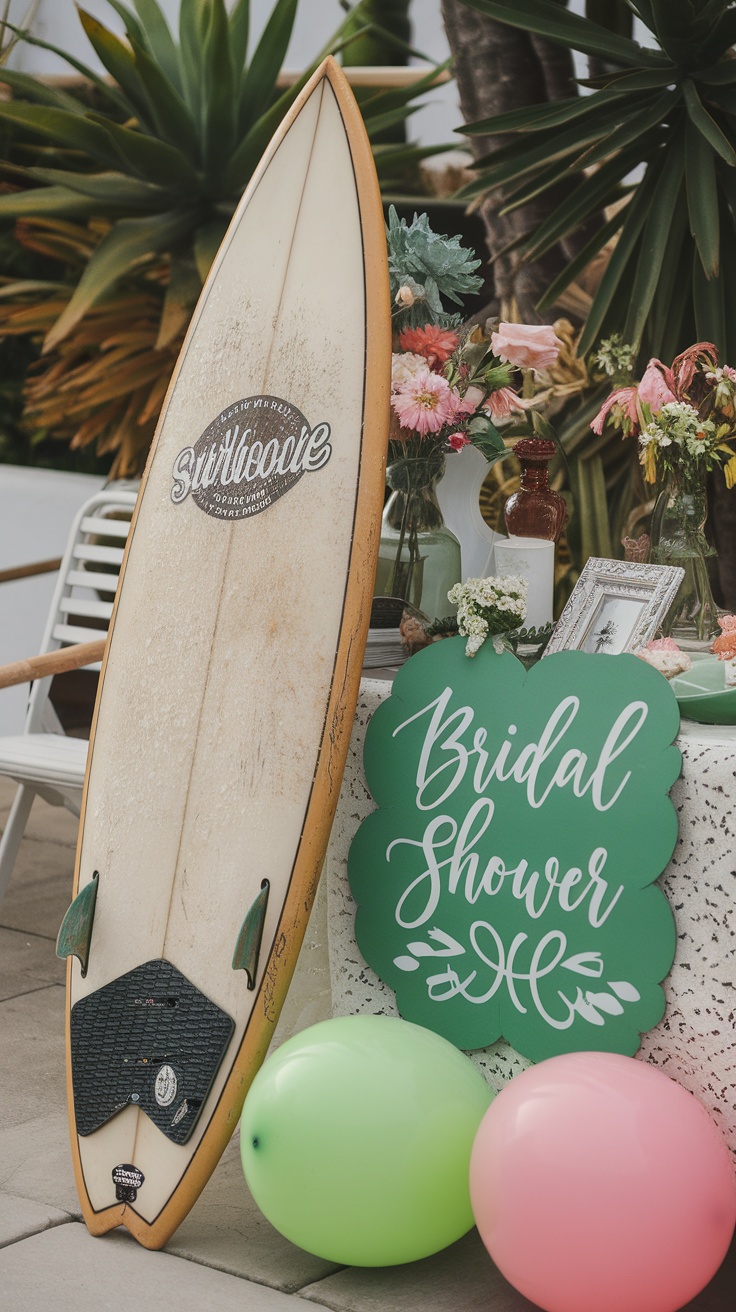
[639, 401, 718, 460]
[595, 334, 636, 380]
[448, 574, 528, 657]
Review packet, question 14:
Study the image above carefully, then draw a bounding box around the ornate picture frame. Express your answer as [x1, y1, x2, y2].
[544, 557, 685, 656]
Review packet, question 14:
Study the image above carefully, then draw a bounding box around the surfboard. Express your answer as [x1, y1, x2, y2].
[59, 56, 390, 1250]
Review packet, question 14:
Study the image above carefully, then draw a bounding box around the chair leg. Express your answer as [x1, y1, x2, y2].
[0, 784, 35, 909]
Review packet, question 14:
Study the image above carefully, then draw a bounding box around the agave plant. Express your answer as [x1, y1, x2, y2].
[458, 0, 736, 364]
[0, 0, 448, 474]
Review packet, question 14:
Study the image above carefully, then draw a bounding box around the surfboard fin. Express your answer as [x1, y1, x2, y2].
[57, 871, 99, 977]
[232, 880, 270, 989]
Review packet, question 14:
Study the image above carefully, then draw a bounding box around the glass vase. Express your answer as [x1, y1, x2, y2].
[649, 465, 719, 650]
[503, 437, 568, 542]
[375, 450, 461, 621]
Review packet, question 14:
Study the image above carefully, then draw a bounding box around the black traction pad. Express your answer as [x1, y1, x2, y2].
[70, 959, 235, 1145]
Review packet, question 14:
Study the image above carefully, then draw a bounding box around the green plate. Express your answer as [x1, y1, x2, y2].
[670, 657, 736, 724]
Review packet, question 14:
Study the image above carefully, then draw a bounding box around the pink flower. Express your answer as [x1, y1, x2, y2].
[644, 638, 681, 652]
[591, 387, 639, 435]
[398, 324, 460, 370]
[491, 322, 563, 371]
[484, 386, 526, 421]
[448, 432, 471, 451]
[638, 360, 676, 412]
[460, 383, 486, 412]
[391, 367, 457, 435]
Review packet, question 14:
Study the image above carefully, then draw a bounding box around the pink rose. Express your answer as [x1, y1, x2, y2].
[448, 432, 471, 451]
[485, 386, 526, 421]
[491, 322, 563, 372]
[638, 360, 676, 413]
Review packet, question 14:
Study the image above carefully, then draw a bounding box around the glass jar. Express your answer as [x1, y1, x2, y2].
[650, 465, 719, 650]
[375, 450, 461, 621]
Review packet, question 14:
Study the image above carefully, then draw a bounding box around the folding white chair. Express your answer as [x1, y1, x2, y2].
[0, 488, 137, 904]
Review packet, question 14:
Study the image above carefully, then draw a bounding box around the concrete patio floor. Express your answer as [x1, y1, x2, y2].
[0, 774, 734, 1311]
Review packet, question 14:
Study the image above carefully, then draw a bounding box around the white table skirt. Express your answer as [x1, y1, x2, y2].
[277, 679, 736, 1152]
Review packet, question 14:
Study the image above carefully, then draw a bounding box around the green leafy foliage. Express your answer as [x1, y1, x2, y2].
[458, 0, 736, 362]
[0, 0, 449, 472]
[386, 204, 483, 329]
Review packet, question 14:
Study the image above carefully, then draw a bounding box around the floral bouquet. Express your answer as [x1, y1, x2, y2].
[381, 207, 564, 613]
[592, 338, 736, 489]
[448, 575, 528, 657]
[592, 338, 736, 646]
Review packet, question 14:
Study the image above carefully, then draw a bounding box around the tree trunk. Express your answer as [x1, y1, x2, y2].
[440, 0, 584, 321]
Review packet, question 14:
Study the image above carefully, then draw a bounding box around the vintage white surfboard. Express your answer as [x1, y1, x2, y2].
[59, 56, 390, 1249]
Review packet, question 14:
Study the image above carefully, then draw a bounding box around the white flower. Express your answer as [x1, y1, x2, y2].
[391, 351, 427, 392]
[449, 574, 527, 657]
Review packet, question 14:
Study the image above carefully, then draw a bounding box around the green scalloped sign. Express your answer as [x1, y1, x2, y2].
[348, 639, 681, 1062]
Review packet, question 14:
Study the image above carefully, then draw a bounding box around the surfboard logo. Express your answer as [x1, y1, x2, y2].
[154, 1064, 178, 1108]
[112, 1163, 144, 1203]
[171, 394, 332, 520]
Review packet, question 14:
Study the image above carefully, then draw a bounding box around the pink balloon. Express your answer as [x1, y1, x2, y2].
[470, 1053, 736, 1312]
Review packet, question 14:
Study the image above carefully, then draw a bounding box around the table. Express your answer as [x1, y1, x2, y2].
[280, 679, 736, 1152]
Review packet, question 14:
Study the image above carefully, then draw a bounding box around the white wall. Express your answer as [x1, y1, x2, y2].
[6, 0, 460, 148]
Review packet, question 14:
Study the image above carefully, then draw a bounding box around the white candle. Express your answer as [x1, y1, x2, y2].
[489, 535, 555, 630]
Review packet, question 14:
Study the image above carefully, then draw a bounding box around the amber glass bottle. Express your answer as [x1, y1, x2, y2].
[503, 438, 568, 541]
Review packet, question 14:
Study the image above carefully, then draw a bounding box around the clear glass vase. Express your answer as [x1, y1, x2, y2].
[649, 465, 719, 650]
[374, 450, 461, 621]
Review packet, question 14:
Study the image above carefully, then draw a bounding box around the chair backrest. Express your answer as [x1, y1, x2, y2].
[26, 488, 138, 733]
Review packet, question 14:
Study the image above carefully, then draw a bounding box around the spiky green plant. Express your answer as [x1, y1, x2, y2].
[458, 0, 736, 365]
[0, 0, 449, 473]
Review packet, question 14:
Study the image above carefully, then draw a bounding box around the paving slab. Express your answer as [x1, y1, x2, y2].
[0, 1113, 80, 1218]
[299, 1230, 538, 1312]
[0, 778, 79, 844]
[167, 1129, 341, 1293]
[0, 984, 66, 1131]
[299, 1229, 736, 1312]
[0, 1223, 330, 1311]
[0, 926, 65, 999]
[0, 1191, 69, 1248]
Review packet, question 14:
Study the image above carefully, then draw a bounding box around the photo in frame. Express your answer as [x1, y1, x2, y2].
[544, 558, 685, 657]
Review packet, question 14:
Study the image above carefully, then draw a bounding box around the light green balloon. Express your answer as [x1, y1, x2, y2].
[240, 1015, 493, 1267]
